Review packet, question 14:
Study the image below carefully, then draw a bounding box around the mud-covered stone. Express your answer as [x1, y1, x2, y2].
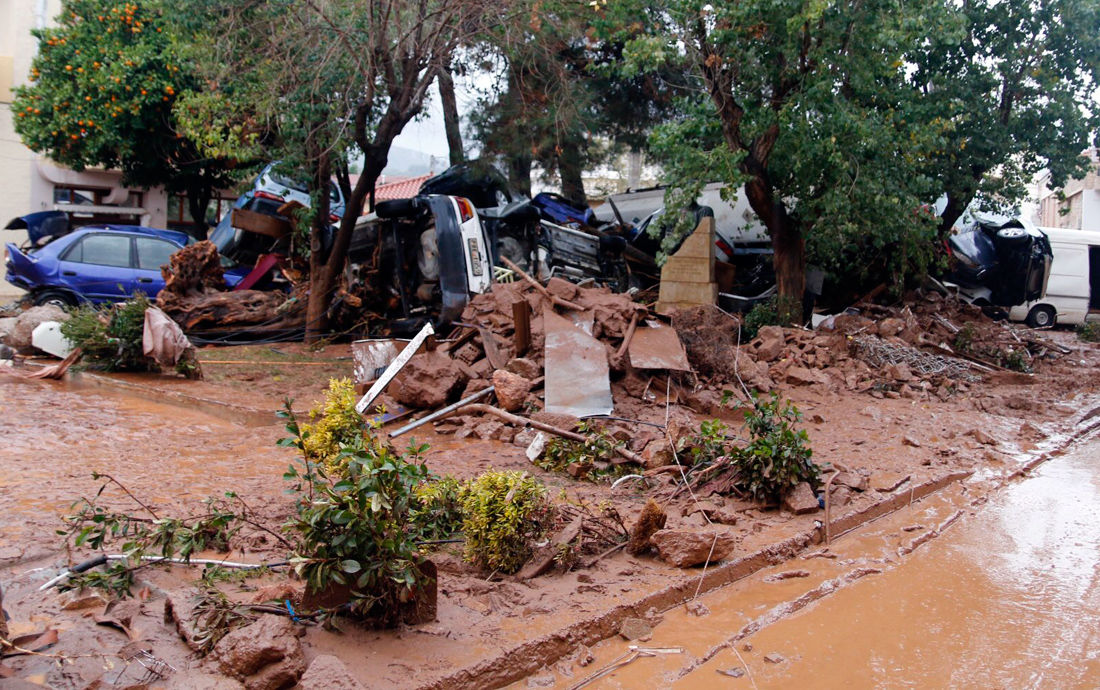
[754, 326, 785, 362]
[492, 369, 532, 412]
[627, 500, 667, 555]
[504, 356, 542, 380]
[618, 617, 653, 641]
[640, 438, 675, 469]
[163, 588, 205, 652]
[782, 482, 820, 514]
[298, 655, 365, 690]
[650, 529, 737, 567]
[9, 305, 69, 353]
[211, 614, 305, 690]
[389, 350, 469, 408]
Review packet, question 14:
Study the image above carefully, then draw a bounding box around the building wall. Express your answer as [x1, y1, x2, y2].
[0, 0, 188, 302]
[1037, 149, 1100, 232]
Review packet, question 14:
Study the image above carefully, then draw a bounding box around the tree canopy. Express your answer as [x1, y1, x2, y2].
[12, 0, 241, 235]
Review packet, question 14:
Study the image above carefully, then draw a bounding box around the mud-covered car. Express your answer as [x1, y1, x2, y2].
[346, 194, 493, 329]
[946, 214, 1052, 309]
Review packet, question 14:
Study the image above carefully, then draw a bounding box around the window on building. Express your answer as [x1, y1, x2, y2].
[54, 187, 107, 206]
[168, 194, 235, 230]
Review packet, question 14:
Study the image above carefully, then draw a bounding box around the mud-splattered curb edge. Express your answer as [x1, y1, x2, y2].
[79, 371, 279, 425]
[416, 470, 973, 690]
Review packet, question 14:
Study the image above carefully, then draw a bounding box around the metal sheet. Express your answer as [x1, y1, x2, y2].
[543, 307, 613, 417]
[628, 323, 692, 371]
[351, 339, 405, 384]
[355, 322, 435, 415]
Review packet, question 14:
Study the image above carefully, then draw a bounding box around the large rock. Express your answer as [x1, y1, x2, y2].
[211, 614, 305, 690]
[504, 356, 541, 380]
[0, 317, 17, 345]
[298, 655, 365, 690]
[492, 369, 532, 412]
[753, 326, 786, 362]
[782, 482, 820, 514]
[8, 305, 69, 353]
[650, 529, 737, 567]
[389, 350, 469, 409]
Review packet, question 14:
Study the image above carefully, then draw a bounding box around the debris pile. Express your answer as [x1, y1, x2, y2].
[156, 241, 305, 332]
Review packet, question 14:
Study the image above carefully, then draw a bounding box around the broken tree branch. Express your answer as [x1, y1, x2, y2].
[501, 257, 586, 311]
[455, 403, 644, 465]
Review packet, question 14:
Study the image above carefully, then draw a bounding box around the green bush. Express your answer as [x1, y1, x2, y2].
[297, 378, 365, 469]
[734, 393, 818, 502]
[688, 418, 730, 467]
[1077, 323, 1100, 342]
[281, 405, 432, 625]
[60, 295, 154, 371]
[413, 475, 464, 541]
[459, 471, 554, 574]
[743, 295, 802, 338]
[539, 422, 626, 482]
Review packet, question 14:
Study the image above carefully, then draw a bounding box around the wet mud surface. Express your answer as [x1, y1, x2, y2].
[1, 330, 1099, 688]
[550, 433, 1100, 689]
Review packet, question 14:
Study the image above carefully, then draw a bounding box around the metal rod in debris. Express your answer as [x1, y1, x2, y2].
[355, 321, 435, 415]
[388, 386, 495, 439]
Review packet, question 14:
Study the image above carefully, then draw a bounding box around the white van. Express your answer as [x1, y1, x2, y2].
[1008, 227, 1100, 327]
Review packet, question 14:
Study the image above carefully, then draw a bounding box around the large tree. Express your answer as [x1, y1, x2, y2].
[12, 0, 240, 237]
[607, 0, 947, 313]
[906, 0, 1100, 236]
[174, 0, 510, 340]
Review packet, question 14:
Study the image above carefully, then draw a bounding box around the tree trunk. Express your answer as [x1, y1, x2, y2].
[558, 142, 586, 208]
[305, 154, 334, 343]
[743, 175, 804, 324]
[439, 69, 464, 166]
[186, 186, 213, 241]
[938, 190, 972, 241]
[508, 155, 532, 198]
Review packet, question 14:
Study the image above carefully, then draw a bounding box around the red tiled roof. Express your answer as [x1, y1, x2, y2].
[374, 174, 432, 202]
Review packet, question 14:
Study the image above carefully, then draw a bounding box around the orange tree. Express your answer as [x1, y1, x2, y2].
[12, 0, 241, 237]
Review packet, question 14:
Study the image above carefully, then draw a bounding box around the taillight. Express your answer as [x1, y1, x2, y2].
[329, 213, 340, 223]
[255, 190, 284, 202]
[456, 197, 474, 223]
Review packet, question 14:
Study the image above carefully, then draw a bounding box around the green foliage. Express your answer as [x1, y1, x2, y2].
[60, 475, 248, 597]
[953, 323, 977, 354]
[1077, 323, 1100, 343]
[12, 0, 241, 229]
[281, 404, 433, 625]
[735, 394, 818, 503]
[742, 296, 802, 338]
[59, 295, 154, 372]
[459, 471, 554, 574]
[687, 419, 729, 467]
[412, 476, 464, 541]
[191, 582, 254, 656]
[296, 378, 365, 469]
[539, 422, 627, 482]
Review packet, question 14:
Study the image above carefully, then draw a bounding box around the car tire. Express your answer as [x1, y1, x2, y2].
[33, 290, 77, 308]
[375, 198, 418, 219]
[1025, 304, 1055, 329]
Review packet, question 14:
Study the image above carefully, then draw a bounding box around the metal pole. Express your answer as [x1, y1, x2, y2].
[387, 386, 495, 439]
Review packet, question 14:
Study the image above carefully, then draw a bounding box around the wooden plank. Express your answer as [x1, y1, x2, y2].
[231, 208, 292, 238]
[355, 322, 435, 414]
[512, 299, 531, 356]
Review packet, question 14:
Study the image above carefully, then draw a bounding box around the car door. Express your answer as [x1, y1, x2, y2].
[133, 236, 179, 298]
[57, 232, 134, 302]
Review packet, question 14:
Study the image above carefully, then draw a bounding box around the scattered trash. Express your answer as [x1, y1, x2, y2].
[355, 322, 435, 414]
[30, 321, 72, 358]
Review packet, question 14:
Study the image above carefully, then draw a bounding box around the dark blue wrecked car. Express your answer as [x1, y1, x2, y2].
[5, 223, 247, 307]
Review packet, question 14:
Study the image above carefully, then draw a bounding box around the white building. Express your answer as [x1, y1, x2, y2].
[1, 0, 233, 301]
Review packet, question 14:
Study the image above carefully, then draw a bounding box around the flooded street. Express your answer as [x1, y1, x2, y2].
[552, 434, 1100, 689]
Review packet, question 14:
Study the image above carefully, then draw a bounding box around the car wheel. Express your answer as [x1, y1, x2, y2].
[1025, 304, 1055, 329]
[33, 290, 77, 308]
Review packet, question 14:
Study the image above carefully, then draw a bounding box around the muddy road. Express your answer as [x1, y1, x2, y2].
[535, 433, 1100, 689]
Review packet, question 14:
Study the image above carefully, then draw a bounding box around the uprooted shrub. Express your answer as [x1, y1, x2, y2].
[60, 294, 152, 372]
[280, 402, 438, 625]
[682, 393, 818, 503]
[459, 470, 554, 574]
[538, 422, 629, 482]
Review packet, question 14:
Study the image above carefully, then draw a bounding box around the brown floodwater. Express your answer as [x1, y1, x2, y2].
[539, 435, 1100, 690]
